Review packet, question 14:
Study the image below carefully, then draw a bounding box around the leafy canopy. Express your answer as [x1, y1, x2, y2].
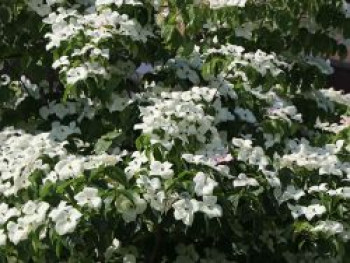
[0, 0, 350, 262]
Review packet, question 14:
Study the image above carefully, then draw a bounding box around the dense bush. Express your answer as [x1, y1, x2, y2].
[1, 0, 350, 262]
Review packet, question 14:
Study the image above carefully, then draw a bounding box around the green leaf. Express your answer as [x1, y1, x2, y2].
[94, 130, 122, 154]
[135, 134, 151, 151]
[106, 166, 128, 186]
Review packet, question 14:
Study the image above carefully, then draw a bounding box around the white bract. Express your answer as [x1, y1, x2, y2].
[115, 193, 147, 223]
[74, 187, 102, 209]
[21, 201, 50, 227]
[7, 219, 30, 245]
[200, 196, 223, 218]
[107, 93, 134, 112]
[193, 172, 218, 196]
[0, 203, 20, 225]
[209, 0, 247, 9]
[172, 198, 200, 226]
[49, 201, 82, 235]
[279, 139, 347, 177]
[312, 220, 344, 236]
[0, 129, 67, 196]
[135, 86, 221, 150]
[149, 161, 174, 179]
[54, 156, 85, 180]
[275, 185, 305, 204]
[233, 173, 259, 188]
[288, 204, 327, 221]
[0, 229, 6, 246]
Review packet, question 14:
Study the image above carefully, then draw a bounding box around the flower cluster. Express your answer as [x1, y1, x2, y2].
[209, 0, 247, 9]
[44, 4, 153, 86]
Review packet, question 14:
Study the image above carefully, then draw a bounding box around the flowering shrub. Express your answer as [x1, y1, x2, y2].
[1, 0, 350, 262]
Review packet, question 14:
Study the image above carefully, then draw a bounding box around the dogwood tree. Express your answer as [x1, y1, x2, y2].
[0, 0, 350, 262]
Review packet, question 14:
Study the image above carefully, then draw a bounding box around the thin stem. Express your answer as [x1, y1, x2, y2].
[148, 224, 162, 263]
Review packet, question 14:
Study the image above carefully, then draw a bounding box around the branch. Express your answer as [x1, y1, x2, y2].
[148, 224, 163, 263]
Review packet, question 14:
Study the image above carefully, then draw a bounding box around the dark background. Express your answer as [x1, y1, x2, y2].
[329, 60, 350, 93]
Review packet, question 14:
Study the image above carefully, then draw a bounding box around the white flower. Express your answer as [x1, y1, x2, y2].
[22, 200, 50, 225]
[193, 172, 218, 196]
[235, 22, 255, 40]
[288, 204, 327, 221]
[149, 161, 174, 179]
[234, 107, 257, 123]
[231, 138, 253, 161]
[172, 198, 200, 226]
[213, 153, 233, 165]
[96, 0, 113, 6]
[209, 0, 247, 9]
[47, 0, 64, 5]
[28, 0, 51, 17]
[346, 144, 350, 153]
[49, 202, 82, 235]
[327, 188, 343, 197]
[52, 56, 70, 71]
[249, 147, 269, 169]
[43, 171, 58, 184]
[55, 156, 84, 180]
[339, 187, 350, 199]
[279, 139, 345, 177]
[96, 0, 123, 6]
[308, 183, 328, 194]
[267, 98, 302, 124]
[115, 194, 147, 223]
[233, 173, 259, 188]
[50, 121, 81, 141]
[66, 66, 89, 85]
[305, 56, 334, 75]
[124, 151, 148, 179]
[112, 238, 120, 249]
[131, 62, 154, 83]
[0, 203, 20, 225]
[312, 220, 344, 236]
[200, 196, 222, 218]
[7, 219, 29, 245]
[263, 133, 281, 149]
[107, 93, 134, 112]
[319, 88, 350, 107]
[0, 229, 6, 246]
[84, 153, 122, 169]
[286, 204, 304, 219]
[318, 159, 343, 176]
[21, 76, 40, 99]
[136, 175, 161, 192]
[74, 187, 102, 209]
[343, 0, 350, 18]
[275, 185, 305, 204]
[136, 175, 166, 211]
[145, 191, 166, 212]
[232, 138, 252, 148]
[104, 238, 121, 261]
